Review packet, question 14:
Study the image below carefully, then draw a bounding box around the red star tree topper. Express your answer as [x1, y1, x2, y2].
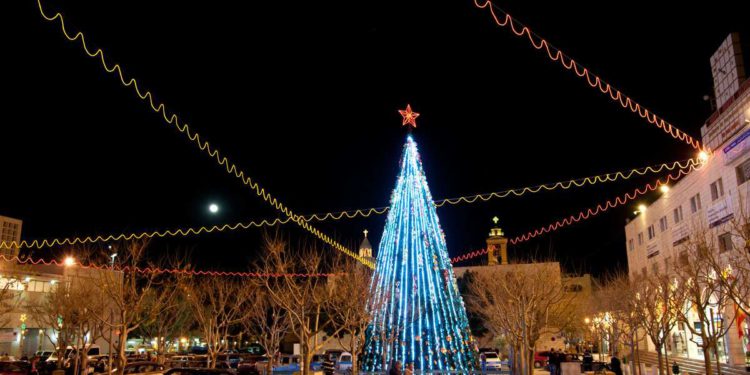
[399, 104, 420, 128]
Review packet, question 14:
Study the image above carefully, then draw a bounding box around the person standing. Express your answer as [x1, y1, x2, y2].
[405, 362, 414, 375]
[389, 360, 403, 375]
[609, 354, 622, 375]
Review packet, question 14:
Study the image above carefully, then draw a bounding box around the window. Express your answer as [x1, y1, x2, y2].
[673, 206, 683, 223]
[690, 193, 702, 213]
[679, 250, 689, 266]
[638, 232, 644, 245]
[628, 239, 634, 251]
[648, 224, 656, 240]
[737, 158, 750, 185]
[719, 232, 733, 253]
[710, 178, 724, 201]
[652, 262, 660, 274]
[659, 216, 668, 232]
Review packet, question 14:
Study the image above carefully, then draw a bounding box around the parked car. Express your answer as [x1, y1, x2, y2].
[533, 351, 550, 368]
[122, 362, 166, 375]
[480, 351, 504, 372]
[46, 345, 102, 364]
[163, 369, 234, 375]
[0, 361, 31, 375]
[216, 354, 241, 369]
[266, 355, 300, 373]
[334, 352, 353, 373]
[236, 359, 260, 375]
[33, 351, 54, 362]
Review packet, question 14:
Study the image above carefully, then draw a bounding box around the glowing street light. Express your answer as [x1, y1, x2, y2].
[659, 185, 670, 193]
[208, 203, 219, 214]
[637, 204, 647, 213]
[698, 151, 710, 163]
[63, 256, 76, 267]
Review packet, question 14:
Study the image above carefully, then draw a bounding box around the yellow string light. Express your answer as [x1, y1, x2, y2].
[34, 0, 373, 269]
[2, 159, 697, 251]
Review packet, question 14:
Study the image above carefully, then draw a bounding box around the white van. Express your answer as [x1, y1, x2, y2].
[46, 345, 102, 363]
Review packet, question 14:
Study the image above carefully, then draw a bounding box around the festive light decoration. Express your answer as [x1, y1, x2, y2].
[449, 160, 700, 264]
[473, 0, 705, 151]
[399, 104, 420, 128]
[363, 135, 476, 371]
[34, 0, 372, 269]
[506, 163, 697, 245]
[0, 159, 696, 251]
[0, 254, 334, 278]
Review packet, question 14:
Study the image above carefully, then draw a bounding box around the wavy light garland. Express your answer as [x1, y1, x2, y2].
[34, 0, 372, 269]
[0, 159, 696, 250]
[473, 0, 704, 151]
[0, 254, 334, 278]
[450, 161, 701, 264]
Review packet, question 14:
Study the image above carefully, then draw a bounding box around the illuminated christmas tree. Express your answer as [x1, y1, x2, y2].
[362, 106, 477, 372]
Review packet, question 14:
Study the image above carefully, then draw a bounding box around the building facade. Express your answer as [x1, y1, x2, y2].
[624, 33, 750, 367]
[0, 215, 22, 258]
[0, 215, 115, 357]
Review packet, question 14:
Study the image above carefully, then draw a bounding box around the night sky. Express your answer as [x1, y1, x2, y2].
[4, 1, 750, 275]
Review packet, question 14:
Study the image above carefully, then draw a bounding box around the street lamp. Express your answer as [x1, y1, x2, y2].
[110, 253, 118, 266]
[63, 256, 76, 267]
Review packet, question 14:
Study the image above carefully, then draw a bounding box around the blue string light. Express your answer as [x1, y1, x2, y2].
[363, 136, 477, 372]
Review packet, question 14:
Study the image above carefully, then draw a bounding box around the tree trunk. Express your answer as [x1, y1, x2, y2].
[118, 329, 128, 375]
[656, 344, 664, 375]
[702, 346, 713, 375]
[715, 345, 723, 375]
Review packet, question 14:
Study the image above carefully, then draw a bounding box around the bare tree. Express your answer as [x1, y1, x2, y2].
[91, 240, 176, 374]
[0, 264, 24, 328]
[259, 237, 347, 375]
[596, 274, 643, 375]
[29, 273, 104, 374]
[464, 262, 572, 375]
[184, 277, 251, 368]
[241, 281, 290, 374]
[675, 227, 736, 375]
[632, 270, 682, 375]
[325, 257, 378, 375]
[137, 281, 193, 364]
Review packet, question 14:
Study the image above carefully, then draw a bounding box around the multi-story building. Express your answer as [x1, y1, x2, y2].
[0, 215, 115, 357]
[624, 33, 750, 367]
[0, 215, 22, 258]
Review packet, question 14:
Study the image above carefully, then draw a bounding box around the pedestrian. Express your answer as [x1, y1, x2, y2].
[322, 355, 335, 375]
[609, 354, 622, 375]
[389, 360, 402, 375]
[405, 362, 414, 375]
[548, 349, 557, 375]
[480, 352, 487, 372]
[582, 350, 593, 372]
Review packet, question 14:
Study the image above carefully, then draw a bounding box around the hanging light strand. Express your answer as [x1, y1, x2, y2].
[473, 0, 704, 151]
[0, 159, 696, 250]
[33, 0, 372, 269]
[0, 254, 335, 278]
[450, 161, 700, 264]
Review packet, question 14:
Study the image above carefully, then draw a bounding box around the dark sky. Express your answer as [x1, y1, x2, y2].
[3, 1, 749, 275]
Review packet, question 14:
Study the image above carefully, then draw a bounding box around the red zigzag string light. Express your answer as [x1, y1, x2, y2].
[450, 161, 700, 264]
[0, 254, 334, 278]
[473, 0, 704, 151]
